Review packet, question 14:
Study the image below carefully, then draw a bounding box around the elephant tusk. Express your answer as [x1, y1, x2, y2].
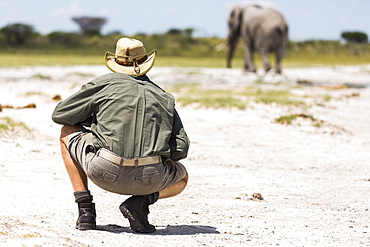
[215, 41, 227, 52]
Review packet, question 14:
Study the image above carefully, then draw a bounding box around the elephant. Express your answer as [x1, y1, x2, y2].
[216, 4, 288, 74]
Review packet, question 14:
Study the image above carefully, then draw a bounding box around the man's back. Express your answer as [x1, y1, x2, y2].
[53, 72, 176, 158]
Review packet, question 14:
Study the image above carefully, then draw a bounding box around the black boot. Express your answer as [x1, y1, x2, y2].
[76, 202, 96, 230]
[119, 192, 159, 233]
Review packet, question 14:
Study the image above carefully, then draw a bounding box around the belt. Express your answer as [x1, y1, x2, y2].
[98, 148, 161, 166]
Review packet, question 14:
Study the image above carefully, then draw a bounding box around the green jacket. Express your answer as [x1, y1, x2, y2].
[52, 73, 189, 161]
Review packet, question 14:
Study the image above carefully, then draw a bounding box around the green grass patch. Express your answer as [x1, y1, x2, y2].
[24, 91, 44, 96]
[0, 117, 29, 132]
[167, 84, 306, 109]
[322, 94, 332, 102]
[179, 95, 247, 109]
[1, 52, 369, 68]
[242, 88, 305, 106]
[275, 114, 300, 124]
[0, 53, 230, 68]
[155, 56, 229, 68]
[0, 53, 102, 67]
[31, 73, 52, 80]
[275, 113, 318, 125]
[169, 84, 247, 109]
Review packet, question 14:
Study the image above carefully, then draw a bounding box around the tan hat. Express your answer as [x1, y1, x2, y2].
[104, 38, 156, 76]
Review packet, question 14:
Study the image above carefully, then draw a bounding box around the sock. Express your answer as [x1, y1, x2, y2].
[74, 190, 93, 203]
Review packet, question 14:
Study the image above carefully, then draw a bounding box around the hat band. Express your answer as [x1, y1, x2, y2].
[115, 55, 148, 67]
[105, 49, 157, 76]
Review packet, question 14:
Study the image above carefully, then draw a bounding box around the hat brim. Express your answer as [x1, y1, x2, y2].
[104, 50, 157, 76]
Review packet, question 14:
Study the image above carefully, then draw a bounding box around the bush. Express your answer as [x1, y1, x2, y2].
[47, 31, 83, 48]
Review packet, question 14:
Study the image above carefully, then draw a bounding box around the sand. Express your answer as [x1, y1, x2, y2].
[0, 65, 369, 246]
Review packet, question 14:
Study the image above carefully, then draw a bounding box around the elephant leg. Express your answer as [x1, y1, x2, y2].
[260, 50, 271, 73]
[275, 48, 283, 74]
[275, 59, 282, 74]
[243, 44, 256, 73]
[226, 50, 234, 68]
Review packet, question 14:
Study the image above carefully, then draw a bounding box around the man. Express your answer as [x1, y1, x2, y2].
[52, 37, 190, 234]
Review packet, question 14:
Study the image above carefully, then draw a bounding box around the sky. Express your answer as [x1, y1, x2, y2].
[0, 0, 369, 41]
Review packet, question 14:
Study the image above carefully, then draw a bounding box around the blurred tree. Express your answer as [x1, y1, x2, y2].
[341, 31, 368, 44]
[0, 23, 36, 46]
[166, 28, 194, 38]
[184, 28, 194, 38]
[72, 16, 107, 36]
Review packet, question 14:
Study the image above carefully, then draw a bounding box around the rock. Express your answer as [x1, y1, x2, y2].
[251, 193, 264, 201]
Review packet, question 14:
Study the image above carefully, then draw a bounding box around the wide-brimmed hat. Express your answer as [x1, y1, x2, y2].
[104, 38, 156, 76]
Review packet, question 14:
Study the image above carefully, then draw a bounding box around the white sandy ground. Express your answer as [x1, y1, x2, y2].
[0, 64, 370, 246]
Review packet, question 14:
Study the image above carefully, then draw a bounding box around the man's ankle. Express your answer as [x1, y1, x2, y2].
[74, 190, 93, 203]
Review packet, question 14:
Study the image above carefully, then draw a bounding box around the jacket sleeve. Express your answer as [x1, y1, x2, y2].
[51, 82, 97, 126]
[169, 109, 190, 161]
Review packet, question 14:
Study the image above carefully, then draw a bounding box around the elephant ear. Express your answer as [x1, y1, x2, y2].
[229, 5, 243, 36]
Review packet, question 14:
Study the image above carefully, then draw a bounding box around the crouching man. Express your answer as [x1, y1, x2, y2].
[52, 37, 190, 233]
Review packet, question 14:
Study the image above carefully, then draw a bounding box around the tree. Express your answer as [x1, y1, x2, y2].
[0, 23, 36, 46]
[72, 16, 107, 36]
[341, 31, 368, 44]
[184, 28, 194, 38]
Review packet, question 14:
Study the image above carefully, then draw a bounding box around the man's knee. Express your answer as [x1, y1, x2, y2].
[176, 161, 188, 185]
[182, 171, 189, 184]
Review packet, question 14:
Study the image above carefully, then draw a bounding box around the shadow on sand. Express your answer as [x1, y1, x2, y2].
[96, 224, 220, 235]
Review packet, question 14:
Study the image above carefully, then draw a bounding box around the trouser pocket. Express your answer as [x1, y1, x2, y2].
[88, 156, 120, 183]
[135, 163, 164, 186]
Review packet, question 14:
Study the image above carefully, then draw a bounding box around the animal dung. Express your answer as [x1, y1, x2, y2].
[20, 103, 36, 109]
[52, 95, 62, 101]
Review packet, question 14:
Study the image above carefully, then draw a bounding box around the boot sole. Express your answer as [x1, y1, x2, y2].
[76, 223, 96, 230]
[119, 204, 156, 233]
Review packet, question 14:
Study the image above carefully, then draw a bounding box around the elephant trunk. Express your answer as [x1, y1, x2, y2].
[226, 34, 239, 68]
